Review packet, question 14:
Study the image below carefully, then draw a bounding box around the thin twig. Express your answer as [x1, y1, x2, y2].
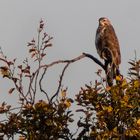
[39, 68, 50, 101]
[50, 63, 70, 103]
[13, 78, 28, 103]
[33, 70, 39, 103]
[0, 58, 9, 65]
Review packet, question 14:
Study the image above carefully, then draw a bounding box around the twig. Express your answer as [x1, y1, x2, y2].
[33, 70, 39, 103]
[0, 58, 9, 65]
[13, 78, 28, 103]
[39, 68, 50, 101]
[50, 63, 70, 103]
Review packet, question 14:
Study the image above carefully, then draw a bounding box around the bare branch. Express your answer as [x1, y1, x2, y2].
[41, 54, 86, 69]
[83, 53, 105, 70]
[50, 63, 70, 103]
[32, 69, 39, 103]
[0, 58, 8, 65]
[39, 68, 50, 101]
[30, 53, 105, 103]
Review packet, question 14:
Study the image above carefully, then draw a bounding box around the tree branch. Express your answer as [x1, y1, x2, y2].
[82, 53, 105, 70]
[39, 68, 50, 101]
[39, 53, 105, 103]
[50, 63, 70, 103]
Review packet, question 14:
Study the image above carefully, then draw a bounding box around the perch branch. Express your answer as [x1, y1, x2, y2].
[39, 53, 105, 103]
[83, 53, 105, 70]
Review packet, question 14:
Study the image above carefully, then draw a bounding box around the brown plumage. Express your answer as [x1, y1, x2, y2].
[95, 17, 121, 86]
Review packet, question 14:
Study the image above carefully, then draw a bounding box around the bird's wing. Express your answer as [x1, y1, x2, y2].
[103, 25, 121, 66]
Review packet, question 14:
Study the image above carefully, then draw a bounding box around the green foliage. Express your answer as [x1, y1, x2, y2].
[0, 20, 139, 140]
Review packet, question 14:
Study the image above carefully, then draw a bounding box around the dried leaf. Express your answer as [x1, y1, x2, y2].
[25, 75, 31, 78]
[61, 90, 66, 98]
[128, 61, 136, 66]
[106, 86, 111, 91]
[13, 58, 16, 62]
[6, 105, 11, 110]
[128, 72, 138, 76]
[85, 84, 91, 89]
[19, 135, 26, 140]
[76, 109, 85, 113]
[9, 88, 15, 94]
[29, 48, 36, 53]
[39, 23, 44, 32]
[18, 65, 22, 69]
[27, 42, 35, 46]
[31, 53, 36, 58]
[12, 77, 18, 83]
[2, 102, 6, 107]
[67, 98, 74, 103]
[31, 38, 35, 43]
[45, 43, 52, 46]
[22, 69, 30, 74]
[7, 61, 14, 66]
[41, 53, 46, 58]
[0, 66, 10, 77]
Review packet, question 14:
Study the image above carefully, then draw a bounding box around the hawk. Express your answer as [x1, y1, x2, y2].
[95, 17, 121, 86]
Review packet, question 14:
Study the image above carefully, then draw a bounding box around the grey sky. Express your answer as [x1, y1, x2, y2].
[0, 1, 140, 105]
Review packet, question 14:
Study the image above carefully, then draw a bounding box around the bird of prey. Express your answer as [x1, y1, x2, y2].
[95, 17, 121, 86]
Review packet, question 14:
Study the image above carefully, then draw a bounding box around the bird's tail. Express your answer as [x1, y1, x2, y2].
[113, 64, 120, 78]
[106, 67, 113, 87]
[106, 64, 120, 87]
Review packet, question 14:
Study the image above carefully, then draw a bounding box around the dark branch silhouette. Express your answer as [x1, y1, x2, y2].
[83, 53, 105, 70]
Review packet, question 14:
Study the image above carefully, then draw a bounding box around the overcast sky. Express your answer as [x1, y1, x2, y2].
[0, 1, 140, 106]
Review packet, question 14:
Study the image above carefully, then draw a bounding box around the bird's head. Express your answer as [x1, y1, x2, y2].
[99, 17, 111, 26]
